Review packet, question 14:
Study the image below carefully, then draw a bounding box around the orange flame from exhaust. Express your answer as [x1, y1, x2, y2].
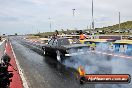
[78, 66, 86, 76]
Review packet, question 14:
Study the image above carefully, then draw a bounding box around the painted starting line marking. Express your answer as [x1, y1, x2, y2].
[9, 42, 29, 88]
[90, 51, 132, 59]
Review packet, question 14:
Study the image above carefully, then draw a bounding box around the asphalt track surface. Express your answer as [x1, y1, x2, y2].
[9, 36, 132, 88]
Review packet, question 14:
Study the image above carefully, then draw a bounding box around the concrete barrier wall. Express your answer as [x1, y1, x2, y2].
[0, 40, 5, 62]
[114, 44, 132, 55]
[99, 36, 121, 40]
[85, 41, 132, 56]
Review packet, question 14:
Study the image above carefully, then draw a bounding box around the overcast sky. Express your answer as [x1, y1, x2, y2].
[0, 0, 132, 35]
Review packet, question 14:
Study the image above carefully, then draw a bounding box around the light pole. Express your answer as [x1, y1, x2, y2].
[72, 9, 76, 30]
[92, 0, 94, 30]
[36, 24, 39, 33]
[119, 12, 121, 31]
[49, 17, 52, 32]
[72, 9, 75, 17]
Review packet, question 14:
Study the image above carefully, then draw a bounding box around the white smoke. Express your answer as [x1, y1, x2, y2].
[62, 45, 132, 88]
[62, 51, 111, 74]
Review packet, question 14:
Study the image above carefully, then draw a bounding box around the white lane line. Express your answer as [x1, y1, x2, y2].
[4, 41, 8, 54]
[10, 42, 29, 88]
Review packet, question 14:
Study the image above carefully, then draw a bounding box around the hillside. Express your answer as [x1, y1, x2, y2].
[97, 21, 132, 31]
[34, 21, 132, 37]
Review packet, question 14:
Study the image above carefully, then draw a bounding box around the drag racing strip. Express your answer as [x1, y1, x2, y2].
[8, 36, 132, 88]
[9, 41, 29, 88]
[10, 37, 95, 88]
[89, 50, 132, 59]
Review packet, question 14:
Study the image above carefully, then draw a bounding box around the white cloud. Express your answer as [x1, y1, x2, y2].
[0, 0, 132, 34]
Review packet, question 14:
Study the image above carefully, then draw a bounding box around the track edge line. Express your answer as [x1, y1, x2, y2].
[9, 41, 30, 88]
